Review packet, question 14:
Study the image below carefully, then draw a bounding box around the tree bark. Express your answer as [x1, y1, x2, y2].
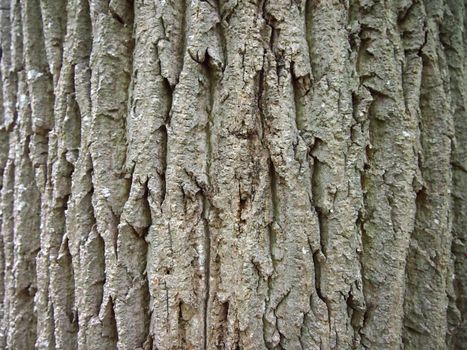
[0, 0, 465, 349]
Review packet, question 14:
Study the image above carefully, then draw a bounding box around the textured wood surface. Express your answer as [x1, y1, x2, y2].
[0, 0, 465, 349]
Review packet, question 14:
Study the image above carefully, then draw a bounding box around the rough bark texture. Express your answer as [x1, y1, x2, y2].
[0, 0, 465, 349]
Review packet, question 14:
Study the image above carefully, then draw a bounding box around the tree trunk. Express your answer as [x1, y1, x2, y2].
[0, 0, 465, 349]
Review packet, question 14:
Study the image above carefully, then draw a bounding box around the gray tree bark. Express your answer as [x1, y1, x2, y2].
[0, 0, 465, 349]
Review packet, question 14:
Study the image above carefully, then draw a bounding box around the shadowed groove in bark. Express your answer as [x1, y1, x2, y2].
[0, 160, 14, 348]
[403, 2, 455, 345]
[48, 40, 83, 349]
[438, 1, 466, 348]
[158, 0, 189, 87]
[87, 0, 136, 347]
[0, 3, 11, 345]
[22, 4, 57, 345]
[39, 0, 67, 86]
[54, 238, 78, 347]
[201, 54, 216, 350]
[12, 74, 40, 349]
[101, 297, 118, 348]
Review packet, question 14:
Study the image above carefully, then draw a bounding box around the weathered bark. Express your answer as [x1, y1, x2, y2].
[0, 0, 465, 349]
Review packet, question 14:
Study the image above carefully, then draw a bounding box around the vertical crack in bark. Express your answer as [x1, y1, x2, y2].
[48, 31, 82, 346]
[268, 159, 278, 255]
[402, 1, 455, 345]
[159, 0, 188, 87]
[39, 0, 67, 86]
[22, 0, 54, 176]
[87, 0, 134, 346]
[202, 195, 211, 350]
[440, 0, 466, 347]
[132, 0, 173, 341]
[101, 296, 118, 348]
[201, 54, 215, 350]
[20, 1, 57, 344]
[304, 0, 313, 79]
[12, 74, 40, 349]
[266, 157, 279, 347]
[352, 1, 421, 347]
[179, 0, 188, 80]
[310, 155, 331, 335]
[0, 159, 14, 348]
[0, 1, 14, 345]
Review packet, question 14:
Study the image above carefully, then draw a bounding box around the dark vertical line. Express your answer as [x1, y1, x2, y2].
[440, 0, 467, 347]
[203, 196, 211, 350]
[178, 0, 188, 82]
[304, 0, 313, 77]
[201, 55, 216, 350]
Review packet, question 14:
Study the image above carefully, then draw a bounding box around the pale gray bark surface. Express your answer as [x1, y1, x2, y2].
[0, 0, 465, 349]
